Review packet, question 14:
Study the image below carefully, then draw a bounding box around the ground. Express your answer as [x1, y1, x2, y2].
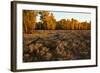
[23, 30, 91, 62]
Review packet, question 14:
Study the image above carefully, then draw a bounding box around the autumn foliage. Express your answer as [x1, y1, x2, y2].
[23, 10, 91, 34]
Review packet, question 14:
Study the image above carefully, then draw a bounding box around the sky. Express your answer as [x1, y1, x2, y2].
[36, 11, 91, 22]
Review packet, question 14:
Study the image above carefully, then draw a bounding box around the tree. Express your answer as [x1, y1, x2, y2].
[39, 11, 56, 30]
[57, 19, 67, 30]
[56, 22, 64, 30]
[23, 10, 91, 31]
[23, 10, 37, 33]
[38, 11, 49, 30]
[70, 18, 80, 30]
[49, 13, 56, 30]
[81, 21, 91, 30]
[87, 21, 91, 30]
[73, 19, 79, 30]
[66, 19, 71, 30]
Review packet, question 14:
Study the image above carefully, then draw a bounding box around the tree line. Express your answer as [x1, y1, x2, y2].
[23, 10, 91, 34]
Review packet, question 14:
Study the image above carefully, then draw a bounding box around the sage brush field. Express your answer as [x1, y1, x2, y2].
[23, 30, 91, 62]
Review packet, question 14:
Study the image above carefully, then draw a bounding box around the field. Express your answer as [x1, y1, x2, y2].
[23, 30, 91, 62]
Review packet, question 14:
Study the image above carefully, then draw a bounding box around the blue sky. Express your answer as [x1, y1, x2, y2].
[36, 11, 91, 22]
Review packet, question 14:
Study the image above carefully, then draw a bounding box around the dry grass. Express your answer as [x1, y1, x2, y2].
[23, 30, 91, 62]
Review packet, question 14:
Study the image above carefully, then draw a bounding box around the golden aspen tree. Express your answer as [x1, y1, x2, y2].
[49, 13, 56, 30]
[66, 19, 71, 30]
[23, 10, 37, 34]
[39, 11, 56, 30]
[71, 18, 75, 30]
[59, 19, 67, 30]
[74, 19, 79, 30]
